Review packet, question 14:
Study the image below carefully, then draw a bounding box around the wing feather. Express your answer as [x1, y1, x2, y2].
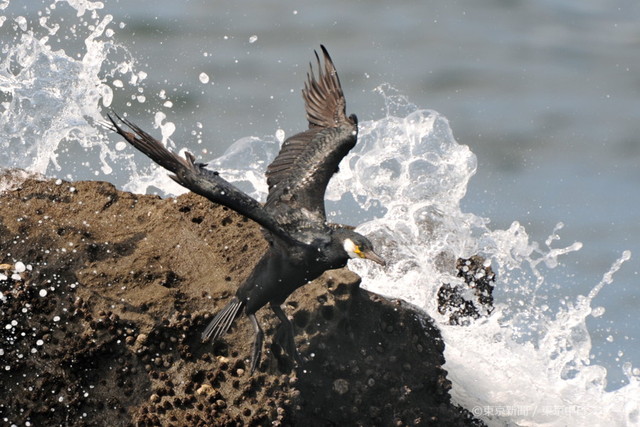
[107, 113, 296, 244]
[302, 45, 348, 128]
[265, 46, 357, 221]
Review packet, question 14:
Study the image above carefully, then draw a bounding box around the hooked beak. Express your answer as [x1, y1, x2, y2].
[362, 249, 386, 267]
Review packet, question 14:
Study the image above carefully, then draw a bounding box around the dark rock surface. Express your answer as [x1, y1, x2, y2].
[438, 256, 495, 326]
[0, 176, 484, 426]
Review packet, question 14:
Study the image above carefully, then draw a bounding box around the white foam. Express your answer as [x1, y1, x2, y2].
[0, 1, 140, 183]
[333, 96, 639, 426]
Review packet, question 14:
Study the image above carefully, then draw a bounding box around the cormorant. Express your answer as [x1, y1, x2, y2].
[107, 46, 385, 373]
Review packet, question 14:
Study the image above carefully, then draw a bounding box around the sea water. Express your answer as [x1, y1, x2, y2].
[0, 2, 638, 426]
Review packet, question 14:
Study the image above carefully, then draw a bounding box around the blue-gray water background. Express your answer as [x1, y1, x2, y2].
[4, 0, 639, 391]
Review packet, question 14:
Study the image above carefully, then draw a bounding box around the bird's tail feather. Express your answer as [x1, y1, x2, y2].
[202, 297, 244, 342]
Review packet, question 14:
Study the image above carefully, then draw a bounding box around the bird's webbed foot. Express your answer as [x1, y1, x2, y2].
[271, 303, 303, 366]
[248, 313, 263, 374]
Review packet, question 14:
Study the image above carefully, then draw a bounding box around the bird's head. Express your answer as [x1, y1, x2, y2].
[341, 231, 386, 267]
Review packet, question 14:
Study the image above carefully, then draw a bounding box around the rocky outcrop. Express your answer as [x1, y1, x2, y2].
[0, 175, 483, 426]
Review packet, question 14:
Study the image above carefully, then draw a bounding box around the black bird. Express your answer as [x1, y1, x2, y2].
[107, 46, 385, 373]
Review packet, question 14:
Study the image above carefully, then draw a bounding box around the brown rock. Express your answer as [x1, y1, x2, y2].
[0, 175, 483, 426]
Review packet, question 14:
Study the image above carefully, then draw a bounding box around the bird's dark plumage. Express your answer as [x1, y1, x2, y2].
[107, 46, 384, 374]
[266, 45, 358, 223]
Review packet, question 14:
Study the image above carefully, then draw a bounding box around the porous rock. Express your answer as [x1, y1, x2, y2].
[0, 175, 484, 426]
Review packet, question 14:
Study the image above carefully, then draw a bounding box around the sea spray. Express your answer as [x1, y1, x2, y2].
[0, 0, 149, 186]
[332, 95, 638, 426]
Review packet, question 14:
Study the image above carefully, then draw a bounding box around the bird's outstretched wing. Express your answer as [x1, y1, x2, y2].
[107, 113, 296, 244]
[265, 46, 358, 222]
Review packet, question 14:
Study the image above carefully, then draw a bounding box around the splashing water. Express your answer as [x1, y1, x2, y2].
[1, 3, 639, 426]
[0, 0, 153, 188]
[328, 89, 639, 425]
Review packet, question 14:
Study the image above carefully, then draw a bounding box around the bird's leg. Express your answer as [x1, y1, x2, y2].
[270, 303, 302, 366]
[248, 313, 263, 374]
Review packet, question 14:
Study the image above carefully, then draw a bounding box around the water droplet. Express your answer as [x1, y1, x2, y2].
[14, 262, 25, 273]
[13, 261, 27, 273]
[15, 16, 27, 31]
[249, 35, 258, 43]
[199, 72, 210, 84]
